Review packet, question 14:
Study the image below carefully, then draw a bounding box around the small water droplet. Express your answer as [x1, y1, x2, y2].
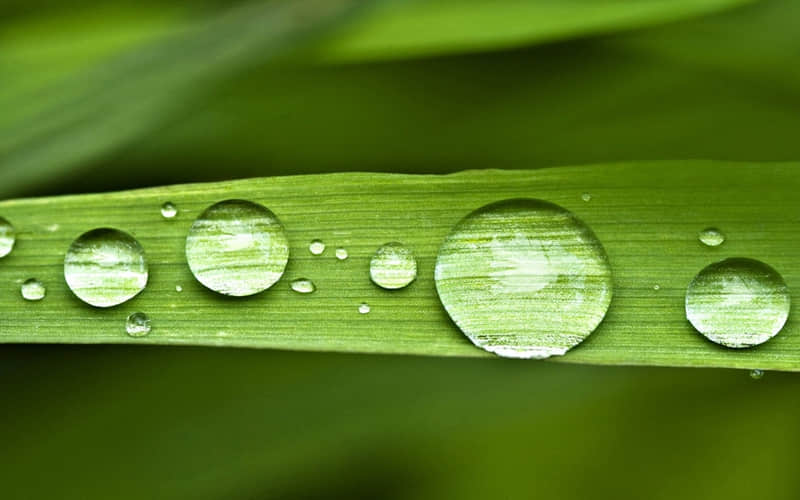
[0, 217, 16, 258]
[358, 303, 371, 314]
[750, 369, 765, 380]
[685, 258, 790, 348]
[370, 242, 417, 290]
[335, 247, 348, 260]
[21, 278, 45, 301]
[64, 228, 148, 307]
[161, 201, 178, 219]
[435, 198, 613, 359]
[653, 284, 660, 291]
[290, 278, 316, 294]
[309, 239, 325, 255]
[581, 192, 592, 202]
[125, 312, 151, 337]
[698, 227, 725, 247]
[175, 285, 183, 292]
[185, 200, 289, 296]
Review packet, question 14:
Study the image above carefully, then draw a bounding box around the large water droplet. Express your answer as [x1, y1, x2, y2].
[335, 247, 348, 260]
[358, 303, 371, 314]
[64, 228, 148, 307]
[309, 239, 325, 255]
[685, 257, 789, 348]
[185, 200, 289, 297]
[435, 199, 613, 359]
[161, 201, 178, 219]
[370, 242, 417, 290]
[126, 312, 151, 337]
[21, 278, 45, 301]
[0, 217, 16, 258]
[290, 278, 316, 294]
[698, 227, 725, 247]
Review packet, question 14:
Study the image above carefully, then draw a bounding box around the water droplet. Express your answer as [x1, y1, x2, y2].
[685, 258, 790, 348]
[369, 242, 417, 290]
[750, 369, 765, 380]
[185, 200, 289, 297]
[125, 312, 151, 337]
[0, 217, 16, 258]
[335, 247, 348, 260]
[21, 278, 45, 301]
[175, 285, 183, 292]
[64, 228, 148, 308]
[309, 239, 325, 255]
[653, 284, 661, 291]
[290, 278, 316, 294]
[358, 303, 371, 314]
[698, 227, 725, 247]
[435, 198, 613, 359]
[161, 201, 178, 219]
[581, 192, 592, 202]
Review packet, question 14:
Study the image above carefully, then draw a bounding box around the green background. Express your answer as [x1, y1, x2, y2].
[2, 0, 799, 498]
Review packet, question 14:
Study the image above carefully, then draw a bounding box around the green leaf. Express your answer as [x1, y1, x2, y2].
[0, 0, 370, 197]
[77, 0, 798, 197]
[1, 161, 798, 371]
[315, 0, 754, 61]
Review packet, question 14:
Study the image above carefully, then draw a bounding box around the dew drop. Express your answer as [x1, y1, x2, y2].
[581, 192, 592, 202]
[698, 227, 725, 247]
[369, 242, 417, 290]
[290, 278, 316, 294]
[335, 247, 348, 260]
[0, 217, 16, 258]
[309, 239, 325, 255]
[685, 258, 789, 348]
[125, 312, 151, 337]
[434, 198, 613, 359]
[653, 284, 661, 291]
[21, 278, 45, 301]
[64, 228, 148, 308]
[161, 201, 178, 219]
[750, 369, 765, 380]
[358, 303, 371, 314]
[185, 200, 289, 297]
[175, 285, 183, 292]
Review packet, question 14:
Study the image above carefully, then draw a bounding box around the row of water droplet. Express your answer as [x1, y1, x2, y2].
[0, 200, 419, 337]
[0, 194, 788, 376]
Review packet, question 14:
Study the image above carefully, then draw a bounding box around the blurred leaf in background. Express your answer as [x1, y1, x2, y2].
[1, 0, 800, 498]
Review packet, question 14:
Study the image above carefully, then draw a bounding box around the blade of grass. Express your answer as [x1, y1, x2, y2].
[0, 161, 798, 371]
[313, 0, 754, 61]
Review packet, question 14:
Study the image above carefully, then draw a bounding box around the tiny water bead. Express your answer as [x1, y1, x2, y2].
[64, 228, 148, 308]
[0, 216, 15, 258]
[290, 278, 316, 294]
[358, 303, 370, 314]
[653, 284, 661, 291]
[750, 369, 765, 380]
[160, 201, 178, 219]
[309, 239, 325, 255]
[185, 199, 289, 297]
[685, 258, 790, 348]
[335, 247, 348, 260]
[581, 192, 592, 202]
[369, 242, 417, 290]
[698, 227, 725, 247]
[175, 285, 183, 292]
[435, 198, 613, 359]
[125, 312, 151, 337]
[21, 278, 45, 301]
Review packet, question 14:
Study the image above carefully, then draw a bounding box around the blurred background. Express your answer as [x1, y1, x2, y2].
[2, 0, 800, 498]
